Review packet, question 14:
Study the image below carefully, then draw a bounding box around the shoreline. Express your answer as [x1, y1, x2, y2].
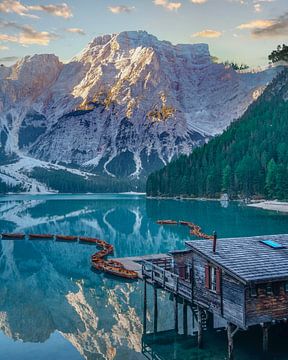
[247, 200, 288, 213]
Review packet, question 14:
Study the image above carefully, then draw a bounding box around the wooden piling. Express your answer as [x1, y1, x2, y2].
[153, 286, 158, 333]
[262, 323, 269, 353]
[143, 279, 147, 335]
[174, 294, 178, 332]
[227, 322, 234, 360]
[197, 306, 203, 348]
[183, 300, 188, 335]
[227, 322, 239, 360]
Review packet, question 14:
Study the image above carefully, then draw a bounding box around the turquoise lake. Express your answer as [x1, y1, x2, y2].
[1, 194, 288, 360]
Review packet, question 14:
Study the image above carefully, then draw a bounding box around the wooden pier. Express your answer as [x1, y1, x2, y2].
[113, 254, 170, 279]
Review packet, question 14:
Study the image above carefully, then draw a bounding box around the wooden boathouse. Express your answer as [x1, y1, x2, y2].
[142, 234, 288, 359]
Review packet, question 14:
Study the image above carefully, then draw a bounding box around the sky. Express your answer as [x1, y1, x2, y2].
[0, 0, 287, 67]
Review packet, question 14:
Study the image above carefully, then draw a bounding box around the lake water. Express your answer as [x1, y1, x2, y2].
[1, 194, 288, 360]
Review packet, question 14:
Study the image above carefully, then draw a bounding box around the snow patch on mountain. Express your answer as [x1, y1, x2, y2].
[0, 30, 282, 191]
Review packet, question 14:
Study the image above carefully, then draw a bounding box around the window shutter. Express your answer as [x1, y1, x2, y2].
[216, 268, 222, 294]
[205, 264, 210, 289]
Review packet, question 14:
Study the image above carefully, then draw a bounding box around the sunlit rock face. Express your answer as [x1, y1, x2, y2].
[0, 30, 281, 187]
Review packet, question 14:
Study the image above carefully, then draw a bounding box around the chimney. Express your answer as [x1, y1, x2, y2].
[213, 231, 217, 253]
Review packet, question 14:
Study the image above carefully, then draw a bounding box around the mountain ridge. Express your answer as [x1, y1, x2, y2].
[146, 67, 288, 199]
[0, 30, 282, 192]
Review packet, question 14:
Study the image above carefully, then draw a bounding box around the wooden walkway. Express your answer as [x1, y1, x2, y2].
[113, 254, 171, 279]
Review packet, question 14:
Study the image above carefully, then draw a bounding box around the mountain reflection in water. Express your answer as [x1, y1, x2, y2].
[1, 194, 288, 360]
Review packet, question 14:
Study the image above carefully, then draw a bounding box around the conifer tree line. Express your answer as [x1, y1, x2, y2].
[146, 68, 288, 199]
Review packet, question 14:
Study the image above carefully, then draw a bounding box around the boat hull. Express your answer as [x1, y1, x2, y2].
[56, 235, 78, 241]
[2, 233, 25, 239]
[29, 234, 54, 239]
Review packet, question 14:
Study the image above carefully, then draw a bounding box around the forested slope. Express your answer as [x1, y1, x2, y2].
[146, 68, 288, 199]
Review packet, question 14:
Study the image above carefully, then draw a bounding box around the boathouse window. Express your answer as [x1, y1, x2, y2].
[185, 265, 190, 280]
[266, 285, 273, 296]
[205, 264, 221, 294]
[250, 286, 258, 298]
[272, 283, 280, 296]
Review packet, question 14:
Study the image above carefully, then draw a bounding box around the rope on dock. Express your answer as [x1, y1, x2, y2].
[156, 220, 214, 240]
[0, 233, 138, 280]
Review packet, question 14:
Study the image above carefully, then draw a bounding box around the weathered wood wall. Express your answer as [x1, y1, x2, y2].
[192, 253, 245, 328]
[172, 251, 192, 278]
[246, 282, 288, 326]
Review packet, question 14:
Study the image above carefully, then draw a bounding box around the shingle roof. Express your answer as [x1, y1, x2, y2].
[185, 234, 288, 284]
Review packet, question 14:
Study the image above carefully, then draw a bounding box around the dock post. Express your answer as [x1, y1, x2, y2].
[227, 322, 239, 360]
[262, 323, 269, 354]
[153, 286, 158, 333]
[183, 300, 188, 335]
[143, 279, 147, 335]
[197, 306, 203, 348]
[227, 322, 234, 360]
[174, 295, 178, 333]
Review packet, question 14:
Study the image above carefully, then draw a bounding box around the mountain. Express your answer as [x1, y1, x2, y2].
[146, 68, 288, 200]
[0, 30, 281, 192]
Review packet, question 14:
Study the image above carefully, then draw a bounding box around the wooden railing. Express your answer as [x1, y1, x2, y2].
[142, 259, 193, 301]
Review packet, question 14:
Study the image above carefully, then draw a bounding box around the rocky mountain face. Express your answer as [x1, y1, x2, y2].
[0, 30, 281, 192]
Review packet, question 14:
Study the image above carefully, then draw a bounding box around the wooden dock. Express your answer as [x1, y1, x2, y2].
[113, 254, 171, 279]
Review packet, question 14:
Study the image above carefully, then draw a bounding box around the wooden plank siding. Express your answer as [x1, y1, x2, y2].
[245, 282, 288, 326]
[192, 253, 245, 328]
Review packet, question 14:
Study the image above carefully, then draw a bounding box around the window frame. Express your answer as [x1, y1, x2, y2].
[210, 266, 217, 293]
[205, 263, 221, 294]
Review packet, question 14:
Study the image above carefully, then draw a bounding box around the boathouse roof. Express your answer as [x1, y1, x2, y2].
[185, 234, 288, 284]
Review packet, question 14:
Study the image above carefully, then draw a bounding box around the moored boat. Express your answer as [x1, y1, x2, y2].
[91, 258, 105, 270]
[179, 221, 190, 226]
[107, 259, 124, 268]
[2, 233, 25, 239]
[102, 264, 138, 279]
[29, 234, 54, 240]
[156, 220, 178, 225]
[79, 236, 99, 244]
[56, 235, 78, 241]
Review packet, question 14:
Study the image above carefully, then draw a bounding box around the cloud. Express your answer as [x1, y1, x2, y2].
[237, 12, 288, 38]
[0, 0, 37, 18]
[29, 3, 73, 19]
[66, 27, 85, 35]
[0, 44, 8, 49]
[253, 0, 275, 13]
[252, 12, 288, 38]
[192, 29, 222, 38]
[191, 0, 207, 3]
[237, 19, 274, 29]
[0, 0, 73, 19]
[0, 20, 58, 45]
[108, 5, 135, 14]
[0, 55, 18, 61]
[154, 0, 182, 11]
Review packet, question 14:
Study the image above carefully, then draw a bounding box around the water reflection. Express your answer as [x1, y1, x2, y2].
[0, 195, 288, 359]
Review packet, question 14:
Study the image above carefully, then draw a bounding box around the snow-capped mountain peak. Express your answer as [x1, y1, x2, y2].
[0, 30, 281, 191]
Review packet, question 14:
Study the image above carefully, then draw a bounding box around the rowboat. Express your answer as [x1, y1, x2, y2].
[29, 234, 54, 240]
[91, 259, 105, 270]
[2, 233, 25, 239]
[56, 235, 78, 241]
[156, 220, 178, 225]
[107, 259, 124, 268]
[79, 236, 99, 244]
[102, 264, 138, 279]
[179, 221, 191, 226]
